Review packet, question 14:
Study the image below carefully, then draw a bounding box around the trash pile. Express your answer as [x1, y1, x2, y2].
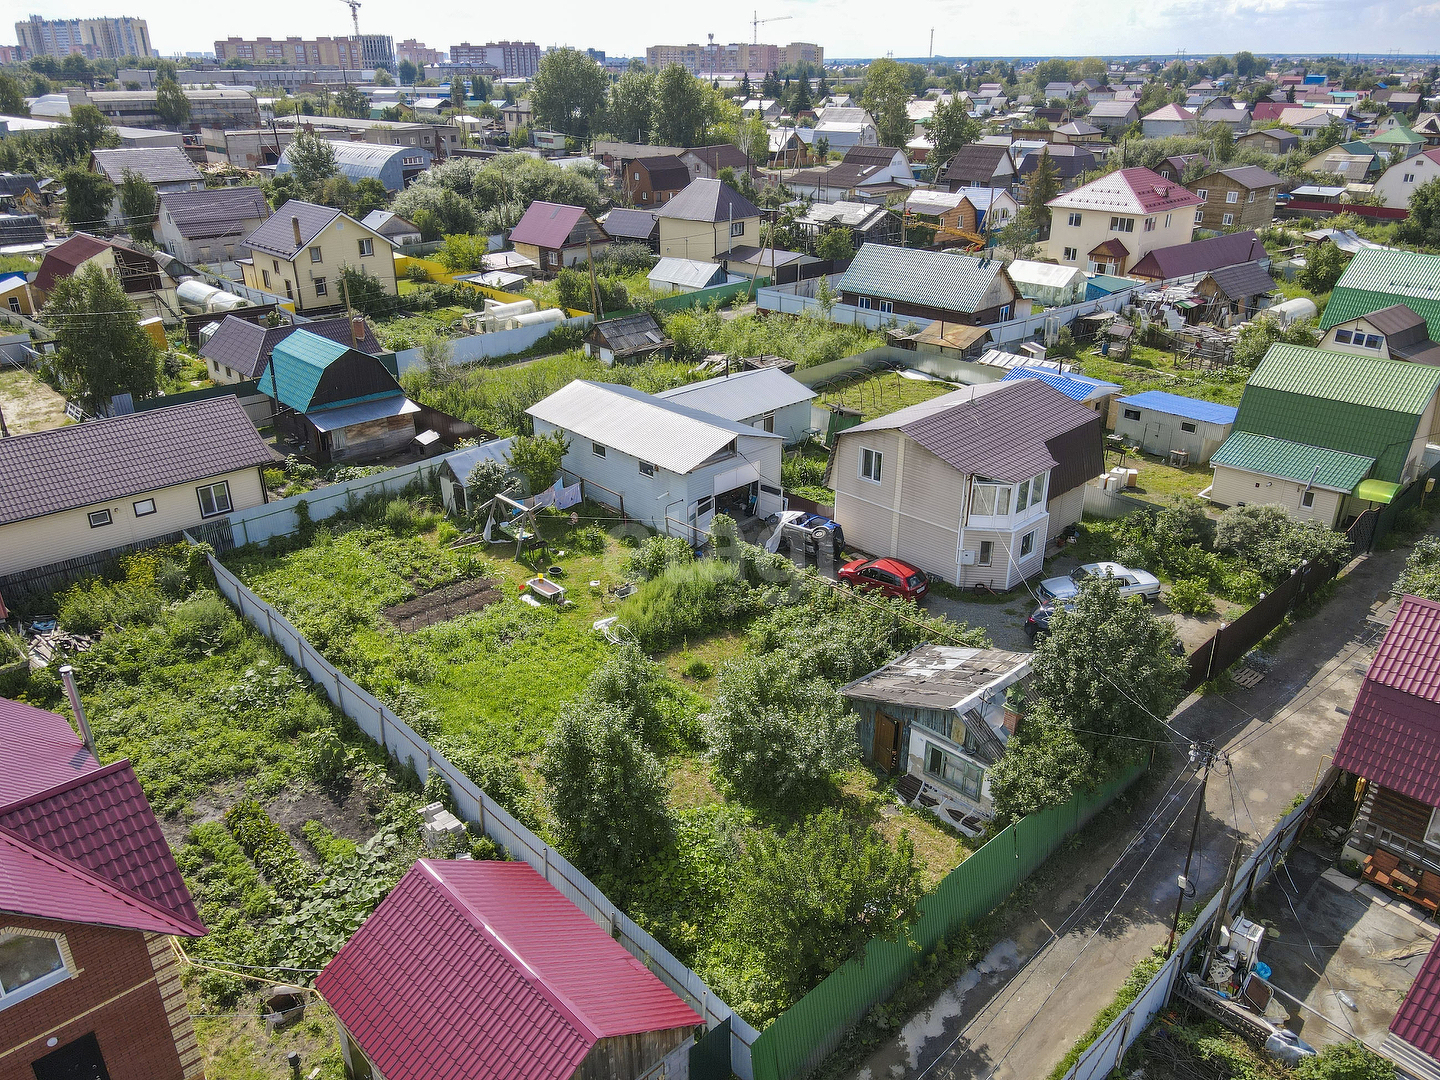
[20, 617, 95, 666]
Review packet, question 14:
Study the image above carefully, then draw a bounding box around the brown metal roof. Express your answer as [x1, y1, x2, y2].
[633, 155, 691, 190]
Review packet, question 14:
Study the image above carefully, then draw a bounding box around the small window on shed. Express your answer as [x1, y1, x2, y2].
[1180, 421, 1197, 433]
[592, 442, 607, 458]
[639, 460, 655, 476]
[1302, 490, 1315, 508]
[1123, 408, 1142, 421]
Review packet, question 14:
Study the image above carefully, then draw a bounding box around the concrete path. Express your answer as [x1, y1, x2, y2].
[852, 540, 1416, 1080]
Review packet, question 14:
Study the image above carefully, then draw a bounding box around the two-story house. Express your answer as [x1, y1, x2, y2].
[828, 378, 1104, 590]
[621, 155, 692, 207]
[239, 199, 397, 315]
[90, 147, 202, 232]
[1319, 304, 1440, 365]
[508, 202, 611, 275]
[1046, 167, 1203, 275]
[654, 179, 761, 264]
[938, 143, 1017, 193]
[151, 186, 271, 267]
[1184, 165, 1281, 232]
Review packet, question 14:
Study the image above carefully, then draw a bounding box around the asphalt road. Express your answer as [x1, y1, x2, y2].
[852, 539, 1413, 1080]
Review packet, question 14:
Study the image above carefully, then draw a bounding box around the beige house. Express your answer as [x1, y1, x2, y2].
[0, 397, 274, 579]
[1046, 167, 1202, 275]
[829, 380, 1104, 590]
[240, 199, 396, 315]
[654, 179, 762, 263]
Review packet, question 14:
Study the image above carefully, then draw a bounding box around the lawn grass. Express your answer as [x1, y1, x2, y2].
[817, 371, 956, 421]
[1122, 455, 1216, 505]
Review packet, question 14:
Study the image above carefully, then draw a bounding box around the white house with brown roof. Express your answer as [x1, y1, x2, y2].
[152, 186, 270, 267]
[1045, 167, 1202, 275]
[0, 397, 274, 579]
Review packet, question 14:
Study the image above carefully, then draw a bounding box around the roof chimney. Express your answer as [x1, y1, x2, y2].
[59, 664, 96, 758]
[291, 216, 302, 248]
[351, 315, 364, 347]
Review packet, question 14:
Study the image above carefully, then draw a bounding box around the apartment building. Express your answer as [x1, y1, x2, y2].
[214, 36, 364, 68]
[396, 39, 444, 65]
[15, 14, 152, 59]
[448, 41, 541, 77]
[645, 41, 823, 75]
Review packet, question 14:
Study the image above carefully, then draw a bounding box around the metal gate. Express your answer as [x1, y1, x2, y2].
[690, 1018, 732, 1080]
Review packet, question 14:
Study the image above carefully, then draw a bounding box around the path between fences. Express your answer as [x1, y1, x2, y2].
[846, 540, 1415, 1080]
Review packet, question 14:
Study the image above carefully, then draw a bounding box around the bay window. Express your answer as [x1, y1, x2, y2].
[968, 472, 1047, 525]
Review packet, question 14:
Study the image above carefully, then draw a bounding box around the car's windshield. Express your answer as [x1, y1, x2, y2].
[1071, 567, 1093, 581]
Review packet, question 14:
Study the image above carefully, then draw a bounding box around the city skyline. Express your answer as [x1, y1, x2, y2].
[10, 0, 1440, 62]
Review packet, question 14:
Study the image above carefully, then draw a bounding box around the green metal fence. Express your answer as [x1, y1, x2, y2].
[1372, 461, 1437, 547]
[750, 762, 1147, 1080]
[651, 277, 770, 313]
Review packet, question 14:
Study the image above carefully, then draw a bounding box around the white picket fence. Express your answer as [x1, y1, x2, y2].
[392, 314, 593, 373]
[190, 540, 761, 1078]
[1060, 773, 1334, 1080]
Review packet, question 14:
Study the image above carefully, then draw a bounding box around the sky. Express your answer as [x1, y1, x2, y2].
[14, 0, 1440, 62]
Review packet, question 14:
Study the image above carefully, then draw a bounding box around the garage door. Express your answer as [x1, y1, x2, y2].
[713, 461, 761, 495]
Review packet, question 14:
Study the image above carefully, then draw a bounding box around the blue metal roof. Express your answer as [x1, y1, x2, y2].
[1116, 391, 1238, 426]
[1001, 367, 1120, 401]
[266, 330, 350, 413]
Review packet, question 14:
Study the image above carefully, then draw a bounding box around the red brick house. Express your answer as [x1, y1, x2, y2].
[316, 859, 703, 1080]
[0, 697, 207, 1080]
[621, 155, 691, 207]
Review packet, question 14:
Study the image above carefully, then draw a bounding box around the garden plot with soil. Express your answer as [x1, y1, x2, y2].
[220, 487, 988, 1026]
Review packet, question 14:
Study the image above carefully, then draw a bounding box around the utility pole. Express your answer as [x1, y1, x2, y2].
[1166, 741, 1218, 957]
[586, 239, 603, 318]
[1202, 835, 1245, 980]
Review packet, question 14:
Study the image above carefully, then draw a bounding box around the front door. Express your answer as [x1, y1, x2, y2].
[32, 1033, 111, 1080]
[872, 712, 901, 774]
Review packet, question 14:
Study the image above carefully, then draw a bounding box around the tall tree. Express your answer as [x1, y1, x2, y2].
[740, 73, 752, 100]
[154, 77, 190, 128]
[608, 67, 656, 143]
[43, 264, 160, 411]
[929, 96, 979, 169]
[1022, 148, 1061, 231]
[60, 167, 114, 232]
[372, 67, 394, 87]
[653, 65, 708, 146]
[791, 74, 812, 115]
[117, 169, 157, 243]
[761, 71, 782, 99]
[0, 72, 25, 116]
[286, 130, 338, 190]
[450, 75, 466, 111]
[1233, 51, 1264, 78]
[333, 85, 369, 119]
[531, 47, 609, 139]
[861, 57, 913, 149]
[396, 59, 418, 85]
[1399, 175, 1440, 248]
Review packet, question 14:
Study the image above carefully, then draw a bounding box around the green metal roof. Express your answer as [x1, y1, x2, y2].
[1210, 431, 1374, 492]
[1320, 247, 1440, 340]
[1369, 126, 1423, 146]
[1232, 344, 1440, 483]
[266, 330, 350, 413]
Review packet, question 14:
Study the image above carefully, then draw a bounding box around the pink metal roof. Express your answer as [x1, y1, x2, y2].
[0, 696, 205, 936]
[0, 696, 99, 804]
[1049, 167, 1204, 216]
[316, 861, 701, 1080]
[509, 201, 589, 251]
[1332, 596, 1440, 807]
[1393, 936, 1440, 1059]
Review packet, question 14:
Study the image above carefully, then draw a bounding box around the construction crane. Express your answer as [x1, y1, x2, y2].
[339, 0, 362, 38]
[751, 10, 792, 44]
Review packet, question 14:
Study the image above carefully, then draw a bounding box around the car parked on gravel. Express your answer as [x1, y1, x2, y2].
[1024, 601, 1075, 639]
[838, 557, 929, 601]
[1037, 561, 1161, 604]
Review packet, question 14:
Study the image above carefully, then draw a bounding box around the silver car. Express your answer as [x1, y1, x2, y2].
[1037, 561, 1161, 603]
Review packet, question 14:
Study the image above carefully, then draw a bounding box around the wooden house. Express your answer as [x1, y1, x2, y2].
[508, 202, 610, 275]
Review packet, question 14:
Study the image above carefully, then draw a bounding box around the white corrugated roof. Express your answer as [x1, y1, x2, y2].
[527, 381, 780, 474]
[1005, 260, 1086, 289]
[656, 368, 815, 420]
[648, 257, 723, 290]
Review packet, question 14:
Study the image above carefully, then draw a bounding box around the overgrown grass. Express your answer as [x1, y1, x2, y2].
[665, 308, 886, 367]
[817, 371, 956, 421]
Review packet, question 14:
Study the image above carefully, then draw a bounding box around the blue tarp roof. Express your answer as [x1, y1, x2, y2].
[1117, 391, 1238, 426]
[1002, 367, 1120, 401]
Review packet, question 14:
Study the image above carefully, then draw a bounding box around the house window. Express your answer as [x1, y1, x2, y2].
[969, 479, 1011, 517]
[1405, 173, 1416, 184]
[133, 498, 156, 517]
[1364, 334, 1383, 349]
[1067, 212, 1082, 227]
[977, 540, 993, 566]
[1222, 213, 1234, 226]
[1063, 247, 1078, 261]
[859, 447, 882, 483]
[1334, 329, 1353, 343]
[1109, 216, 1134, 232]
[1247, 191, 1256, 203]
[196, 481, 232, 518]
[314, 277, 328, 297]
[857, 297, 873, 309]
[592, 441, 607, 458]
[358, 238, 374, 257]
[999, 305, 1012, 321]
[1143, 216, 1156, 232]
[1123, 408, 1142, 421]
[262, 269, 272, 289]
[309, 246, 322, 263]
[1164, 213, 1172, 227]
[1019, 530, 1036, 557]
[87, 509, 112, 528]
[6, 297, 17, 314]
[639, 460, 655, 476]
[924, 744, 984, 800]
[1226, 190, 1239, 203]
[1180, 422, 1197, 434]
[1426, 806, 1440, 847]
[0, 931, 70, 1010]
[879, 300, 894, 314]
[731, 220, 744, 237]
[1302, 490, 1315, 508]
[1195, 209, 1205, 224]
[1196, 189, 1208, 200]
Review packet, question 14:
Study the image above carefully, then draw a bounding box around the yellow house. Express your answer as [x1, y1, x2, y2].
[240, 199, 396, 315]
[1045, 167, 1203, 276]
[0, 272, 37, 316]
[654, 178, 762, 263]
[0, 396, 275, 579]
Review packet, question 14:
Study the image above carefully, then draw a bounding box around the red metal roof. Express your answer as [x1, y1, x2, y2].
[509, 201, 589, 251]
[0, 697, 205, 936]
[34, 232, 111, 294]
[1393, 935, 1440, 1059]
[1332, 596, 1440, 806]
[316, 860, 701, 1080]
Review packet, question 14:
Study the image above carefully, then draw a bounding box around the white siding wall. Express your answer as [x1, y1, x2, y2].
[0, 467, 265, 577]
[1209, 465, 1344, 527]
[739, 400, 813, 445]
[1110, 407, 1233, 465]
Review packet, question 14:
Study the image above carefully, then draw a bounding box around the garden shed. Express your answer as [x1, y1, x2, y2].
[1108, 390, 1237, 465]
[437, 438, 516, 514]
[583, 313, 674, 365]
[842, 645, 1031, 832]
[647, 256, 727, 294]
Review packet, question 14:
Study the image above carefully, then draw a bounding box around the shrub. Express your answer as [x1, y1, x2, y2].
[166, 594, 240, 657]
[465, 458, 510, 512]
[301, 727, 349, 787]
[582, 644, 669, 745]
[263, 467, 285, 489]
[435, 520, 459, 544]
[573, 524, 608, 554]
[1167, 578, 1215, 616]
[405, 262, 434, 283]
[1398, 536, 1440, 602]
[626, 534, 693, 579]
[1216, 504, 1353, 584]
[506, 430, 569, 494]
[702, 653, 855, 802]
[57, 577, 163, 635]
[684, 657, 714, 680]
[156, 557, 190, 600]
[781, 454, 828, 492]
[383, 498, 418, 535]
[432, 736, 539, 830]
[617, 558, 760, 652]
[224, 799, 307, 893]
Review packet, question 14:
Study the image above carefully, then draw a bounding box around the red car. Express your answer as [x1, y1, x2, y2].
[838, 557, 929, 601]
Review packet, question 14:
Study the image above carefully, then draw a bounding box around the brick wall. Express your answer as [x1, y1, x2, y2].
[0, 916, 193, 1080]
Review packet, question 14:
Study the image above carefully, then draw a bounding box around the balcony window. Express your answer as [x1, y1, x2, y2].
[969, 472, 1046, 525]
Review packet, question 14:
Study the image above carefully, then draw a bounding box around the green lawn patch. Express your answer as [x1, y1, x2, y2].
[817, 371, 955, 421]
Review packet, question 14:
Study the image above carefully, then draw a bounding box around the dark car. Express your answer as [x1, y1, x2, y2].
[766, 510, 846, 561]
[1024, 601, 1073, 639]
[838, 557, 929, 601]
